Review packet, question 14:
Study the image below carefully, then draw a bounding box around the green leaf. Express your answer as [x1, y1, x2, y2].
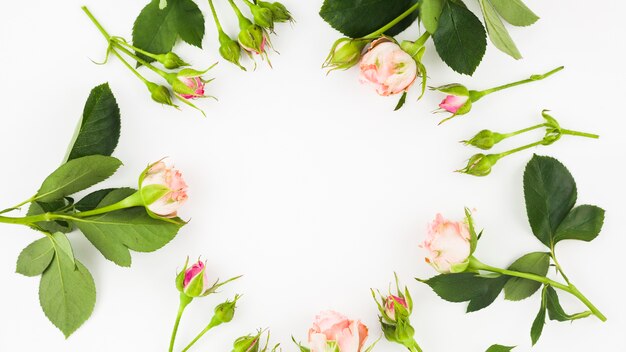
[75, 188, 117, 212]
[432, 0, 487, 75]
[27, 199, 73, 234]
[16, 237, 54, 277]
[66, 83, 121, 161]
[319, 0, 419, 38]
[479, 0, 522, 59]
[467, 275, 508, 312]
[51, 232, 75, 266]
[420, 0, 445, 33]
[486, 345, 515, 352]
[545, 286, 582, 322]
[488, 0, 539, 27]
[39, 250, 96, 337]
[36, 155, 122, 203]
[420, 273, 506, 312]
[554, 205, 605, 243]
[523, 155, 577, 247]
[132, 0, 205, 63]
[73, 188, 183, 267]
[504, 252, 550, 301]
[530, 286, 547, 345]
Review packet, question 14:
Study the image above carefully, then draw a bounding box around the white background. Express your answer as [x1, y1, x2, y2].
[0, 0, 625, 351]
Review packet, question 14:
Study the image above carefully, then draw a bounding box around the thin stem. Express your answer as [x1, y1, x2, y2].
[169, 294, 193, 352]
[0, 195, 37, 214]
[112, 42, 169, 80]
[561, 129, 600, 139]
[406, 339, 423, 352]
[502, 124, 546, 138]
[110, 49, 150, 84]
[111, 38, 159, 61]
[226, 0, 249, 27]
[471, 66, 565, 101]
[207, 0, 224, 32]
[82, 6, 111, 40]
[180, 316, 221, 352]
[469, 257, 606, 321]
[74, 191, 144, 218]
[0, 213, 77, 226]
[364, 3, 420, 39]
[495, 140, 544, 159]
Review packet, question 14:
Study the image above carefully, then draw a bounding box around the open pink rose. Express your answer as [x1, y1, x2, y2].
[439, 95, 469, 114]
[178, 76, 205, 99]
[421, 214, 471, 273]
[141, 160, 188, 218]
[385, 295, 408, 321]
[308, 311, 369, 352]
[359, 38, 417, 96]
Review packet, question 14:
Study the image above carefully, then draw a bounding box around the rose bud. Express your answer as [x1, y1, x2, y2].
[146, 82, 177, 107]
[456, 153, 500, 177]
[139, 159, 188, 218]
[219, 32, 246, 71]
[323, 38, 368, 72]
[154, 52, 190, 70]
[385, 295, 409, 322]
[232, 334, 260, 352]
[462, 129, 505, 150]
[421, 213, 472, 273]
[308, 311, 369, 352]
[247, 3, 275, 31]
[213, 294, 240, 325]
[238, 22, 269, 57]
[177, 260, 210, 297]
[359, 38, 417, 96]
[258, 1, 293, 23]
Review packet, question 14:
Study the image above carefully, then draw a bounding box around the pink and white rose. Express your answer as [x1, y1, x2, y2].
[421, 214, 471, 273]
[141, 160, 188, 218]
[178, 76, 205, 99]
[385, 295, 408, 321]
[439, 95, 470, 114]
[308, 311, 369, 352]
[359, 38, 417, 96]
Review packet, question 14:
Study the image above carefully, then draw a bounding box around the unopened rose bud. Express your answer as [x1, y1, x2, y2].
[146, 82, 176, 107]
[238, 22, 268, 56]
[168, 68, 209, 99]
[155, 52, 189, 69]
[359, 38, 417, 96]
[385, 295, 409, 322]
[248, 4, 275, 30]
[140, 159, 188, 218]
[323, 37, 367, 72]
[214, 295, 240, 324]
[219, 32, 246, 71]
[457, 153, 500, 177]
[258, 1, 292, 23]
[434, 84, 472, 115]
[463, 129, 505, 150]
[178, 260, 210, 297]
[232, 334, 261, 352]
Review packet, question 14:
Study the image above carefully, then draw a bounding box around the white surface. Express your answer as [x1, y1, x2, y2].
[1, 0, 625, 351]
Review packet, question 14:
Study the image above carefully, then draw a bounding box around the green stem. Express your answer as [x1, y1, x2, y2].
[502, 124, 546, 138]
[180, 316, 222, 352]
[111, 49, 151, 84]
[226, 0, 250, 28]
[495, 140, 544, 159]
[111, 42, 169, 80]
[406, 339, 423, 352]
[207, 0, 225, 32]
[169, 294, 193, 352]
[74, 191, 144, 218]
[470, 66, 565, 101]
[0, 213, 77, 226]
[364, 3, 420, 39]
[469, 257, 606, 322]
[82, 6, 111, 40]
[0, 195, 37, 214]
[111, 38, 159, 61]
[561, 129, 599, 139]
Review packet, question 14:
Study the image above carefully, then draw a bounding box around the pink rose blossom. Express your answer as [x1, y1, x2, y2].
[178, 76, 205, 99]
[359, 38, 417, 96]
[421, 214, 471, 273]
[439, 95, 469, 114]
[141, 160, 188, 218]
[385, 295, 408, 321]
[183, 261, 209, 289]
[308, 311, 369, 352]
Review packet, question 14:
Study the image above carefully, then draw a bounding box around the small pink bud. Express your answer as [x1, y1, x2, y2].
[183, 260, 210, 296]
[439, 95, 469, 114]
[141, 160, 188, 218]
[178, 76, 205, 99]
[385, 295, 408, 321]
